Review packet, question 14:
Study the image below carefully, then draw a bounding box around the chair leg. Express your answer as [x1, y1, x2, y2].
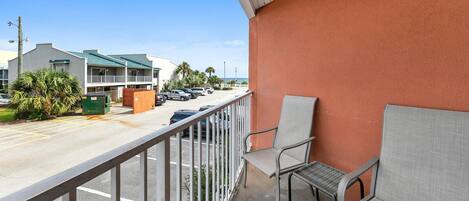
[309, 185, 315, 197]
[243, 161, 248, 188]
[275, 176, 281, 201]
[288, 173, 293, 201]
[315, 188, 320, 201]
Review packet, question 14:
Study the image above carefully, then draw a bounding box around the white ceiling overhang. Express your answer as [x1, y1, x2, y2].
[239, 0, 274, 19]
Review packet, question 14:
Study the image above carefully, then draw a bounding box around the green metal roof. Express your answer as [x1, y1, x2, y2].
[69, 51, 126, 68]
[109, 55, 153, 69]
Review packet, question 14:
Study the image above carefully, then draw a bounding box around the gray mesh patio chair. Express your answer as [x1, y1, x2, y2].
[243, 95, 318, 201]
[338, 105, 469, 201]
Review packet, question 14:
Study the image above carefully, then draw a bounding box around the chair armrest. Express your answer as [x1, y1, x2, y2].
[274, 137, 316, 176]
[243, 127, 278, 154]
[337, 156, 380, 201]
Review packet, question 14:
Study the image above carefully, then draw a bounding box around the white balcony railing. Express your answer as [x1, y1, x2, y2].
[127, 76, 153, 83]
[3, 91, 252, 201]
[87, 75, 125, 83]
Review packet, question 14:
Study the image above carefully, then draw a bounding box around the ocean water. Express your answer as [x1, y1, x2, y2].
[222, 78, 248, 83]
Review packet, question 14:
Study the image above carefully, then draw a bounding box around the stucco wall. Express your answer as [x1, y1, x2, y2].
[8, 44, 86, 89]
[249, 0, 469, 174]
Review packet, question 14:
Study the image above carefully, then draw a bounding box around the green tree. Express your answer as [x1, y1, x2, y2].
[205, 67, 215, 77]
[207, 75, 223, 87]
[162, 79, 184, 92]
[227, 80, 236, 87]
[175, 61, 192, 78]
[10, 69, 82, 120]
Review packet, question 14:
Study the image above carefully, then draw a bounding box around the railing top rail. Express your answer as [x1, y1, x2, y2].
[2, 90, 252, 201]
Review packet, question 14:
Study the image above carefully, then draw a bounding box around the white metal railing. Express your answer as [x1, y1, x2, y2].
[3, 91, 252, 201]
[87, 75, 125, 83]
[127, 76, 153, 83]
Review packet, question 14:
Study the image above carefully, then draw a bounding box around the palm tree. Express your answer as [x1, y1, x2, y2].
[205, 67, 215, 77]
[10, 69, 82, 120]
[175, 61, 192, 78]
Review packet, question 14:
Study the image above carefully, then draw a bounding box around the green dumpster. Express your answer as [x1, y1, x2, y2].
[82, 94, 111, 115]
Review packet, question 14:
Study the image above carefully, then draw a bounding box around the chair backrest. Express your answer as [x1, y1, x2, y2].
[273, 95, 317, 163]
[375, 105, 469, 201]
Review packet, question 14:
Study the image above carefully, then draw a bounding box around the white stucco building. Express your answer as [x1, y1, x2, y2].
[8, 43, 160, 100]
[148, 56, 180, 91]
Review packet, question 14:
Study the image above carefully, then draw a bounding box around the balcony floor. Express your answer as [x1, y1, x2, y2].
[234, 166, 329, 201]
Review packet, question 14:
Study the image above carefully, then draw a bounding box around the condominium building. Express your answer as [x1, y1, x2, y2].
[8, 43, 160, 100]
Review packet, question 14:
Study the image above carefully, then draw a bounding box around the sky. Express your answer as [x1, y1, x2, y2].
[0, 0, 249, 78]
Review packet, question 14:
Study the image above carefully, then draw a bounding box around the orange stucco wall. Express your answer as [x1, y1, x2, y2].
[249, 0, 469, 175]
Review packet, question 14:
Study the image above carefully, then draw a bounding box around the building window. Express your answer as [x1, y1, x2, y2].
[153, 70, 159, 78]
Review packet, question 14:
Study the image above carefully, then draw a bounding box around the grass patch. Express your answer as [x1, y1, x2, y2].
[0, 108, 16, 122]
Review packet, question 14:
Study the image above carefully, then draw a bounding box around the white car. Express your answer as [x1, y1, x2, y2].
[204, 87, 214, 94]
[192, 87, 208, 96]
[0, 93, 11, 106]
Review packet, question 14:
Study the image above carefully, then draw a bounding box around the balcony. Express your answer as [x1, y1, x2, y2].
[87, 75, 125, 83]
[3, 92, 252, 201]
[127, 76, 153, 83]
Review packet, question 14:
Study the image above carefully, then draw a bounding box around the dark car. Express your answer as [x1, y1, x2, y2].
[170, 107, 230, 138]
[156, 94, 166, 106]
[179, 88, 198, 99]
[170, 109, 209, 138]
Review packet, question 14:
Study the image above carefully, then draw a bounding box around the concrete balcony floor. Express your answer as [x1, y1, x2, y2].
[234, 166, 330, 201]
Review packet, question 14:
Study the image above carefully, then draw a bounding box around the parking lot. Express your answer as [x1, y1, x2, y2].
[0, 88, 247, 200]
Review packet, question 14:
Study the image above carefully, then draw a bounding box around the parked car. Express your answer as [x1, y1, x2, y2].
[204, 87, 214, 94]
[155, 94, 166, 106]
[170, 109, 209, 138]
[0, 93, 11, 106]
[170, 106, 230, 138]
[179, 88, 199, 99]
[192, 87, 208, 96]
[160, 90, 191, 101]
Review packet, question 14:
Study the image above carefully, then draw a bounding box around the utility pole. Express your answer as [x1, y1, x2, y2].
[223, 61, 226, 87]
[235, 66, 237, 87]
[17, 16, 23, 76]
[8, 16, 26, 78]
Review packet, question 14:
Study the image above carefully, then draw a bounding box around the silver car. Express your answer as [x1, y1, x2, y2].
[0, 93, 11, 106]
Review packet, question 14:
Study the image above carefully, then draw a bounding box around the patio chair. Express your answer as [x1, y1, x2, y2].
[337, 105, 469, 201]
[243, 95, 317, 201]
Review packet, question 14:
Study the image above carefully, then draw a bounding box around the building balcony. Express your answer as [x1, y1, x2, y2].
[87, 75, 125, 84]
[127, 75, 153, 83]
[3, 92, 252, 201]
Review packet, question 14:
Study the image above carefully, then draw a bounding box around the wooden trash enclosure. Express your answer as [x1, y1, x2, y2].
[123, 88, 155, 114]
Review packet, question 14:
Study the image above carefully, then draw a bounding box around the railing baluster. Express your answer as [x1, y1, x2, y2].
[216, 112, 220, 201]
[61, 189, 76, 201]
[230, 104, 235, 191]
[111, 165, 121, 201]
[139, 150, 148, 201]
[223, 106, 231, 200]
[190, 125, 195, 201]
[176, 132, 182, 201]
[156, 139, 170, 201]
[211, 115, 216, 201]
[221, 109, 225, 200]
[205, 117, 210, 201]
[198, 121, 202, 201]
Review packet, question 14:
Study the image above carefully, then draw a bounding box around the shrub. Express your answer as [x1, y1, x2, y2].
[185, 165, 213, 201]
[10, 69, 82, 120]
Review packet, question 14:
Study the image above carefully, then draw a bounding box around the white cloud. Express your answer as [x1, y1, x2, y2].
[223, 40, 245, 47]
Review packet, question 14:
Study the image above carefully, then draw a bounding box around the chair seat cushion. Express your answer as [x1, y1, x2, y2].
[243, 148, 304, 177]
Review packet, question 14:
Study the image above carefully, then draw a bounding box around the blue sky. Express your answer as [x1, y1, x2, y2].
[0, 0, 249, 78]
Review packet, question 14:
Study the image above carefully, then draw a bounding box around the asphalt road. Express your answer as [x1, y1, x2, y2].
[0, 88, 247, 200]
